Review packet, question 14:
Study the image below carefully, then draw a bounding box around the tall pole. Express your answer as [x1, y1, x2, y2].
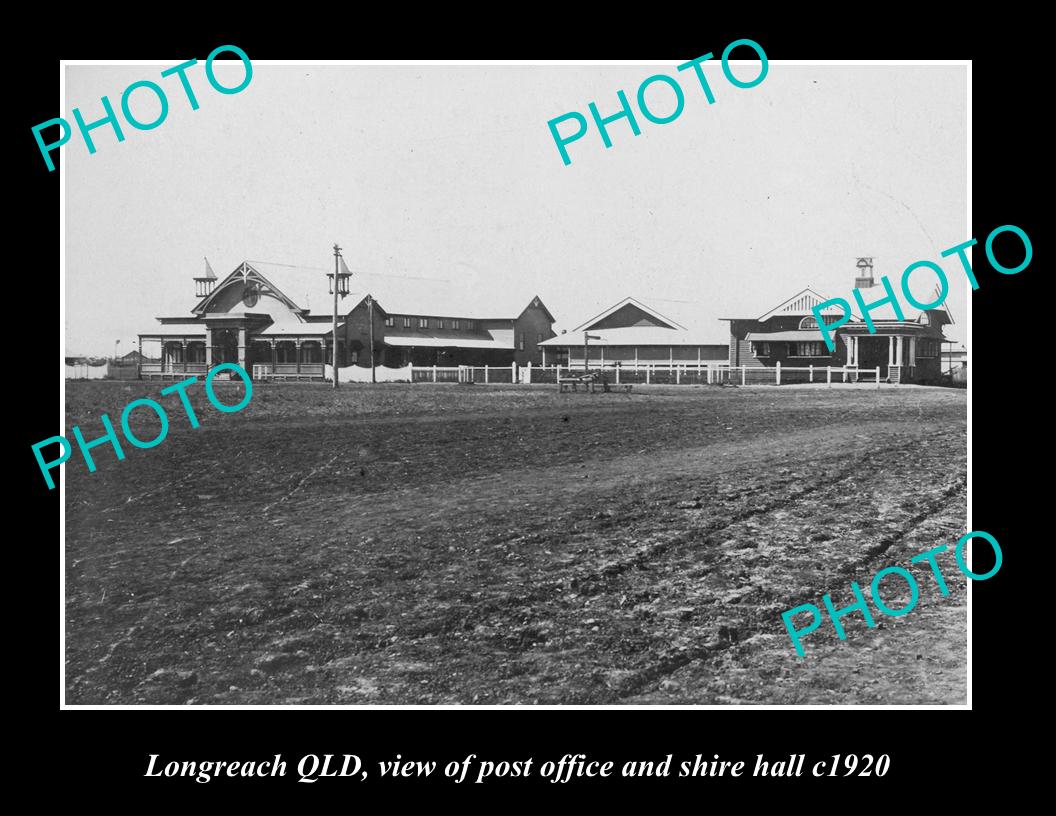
[333, 244, 341, 390]
[583, 331, 589, 374]
[368, 295, 376, 383]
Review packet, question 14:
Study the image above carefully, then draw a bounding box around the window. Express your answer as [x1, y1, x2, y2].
[799, 316, 818, 330]
[918, 339, 939, 358]
[518, 334, 525, 351]
[790, 341, 825, 357]
[418, 317, 428, 329]
[437, 319, 445, 329]
[402, 317, 412, 328]
[384, 316, 394, 327]
[918, 312, 932, 325]
[753, 342, 771, 357]
[467, 320, 475, 331]
[452, 319, 460, 330]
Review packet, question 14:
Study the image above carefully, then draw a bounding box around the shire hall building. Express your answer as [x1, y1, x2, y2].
[724, 259, 953, 384]
[138, 260, 556, 381]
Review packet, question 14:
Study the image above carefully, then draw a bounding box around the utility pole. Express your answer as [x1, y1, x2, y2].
[368, 295, 376, 383]
[332, 244, 341, 389]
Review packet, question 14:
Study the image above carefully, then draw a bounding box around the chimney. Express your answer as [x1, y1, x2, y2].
[855, 257, 875, 289]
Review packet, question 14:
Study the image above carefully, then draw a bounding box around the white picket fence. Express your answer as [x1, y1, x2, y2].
[305, 361, 884, 387]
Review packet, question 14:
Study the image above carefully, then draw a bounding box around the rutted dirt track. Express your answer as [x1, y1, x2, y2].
[64, 383, 967, 704]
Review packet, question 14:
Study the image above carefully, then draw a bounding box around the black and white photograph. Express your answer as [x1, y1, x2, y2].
[58, 57, 970, 707]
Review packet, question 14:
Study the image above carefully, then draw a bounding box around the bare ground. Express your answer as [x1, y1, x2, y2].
[62, 382, 967, 704]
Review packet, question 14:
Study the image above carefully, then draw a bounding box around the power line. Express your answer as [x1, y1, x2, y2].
[249, 260, 449, 283]
[247, 260, 328, 272]
[357, 272, 451, 283]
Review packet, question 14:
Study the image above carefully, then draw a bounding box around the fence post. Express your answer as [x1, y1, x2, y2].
[646, 366, 651, 385]
[809, 364, 813, 383]
[827, 366, 831, 387]
[615, 366, 620, 385]
[876, 366, 880, 390]
[432, 364, 437, 383]
[843, 366, 847, 383]
[776, 361, 781, 385]
[525, 361, 532, 384]
[512, 362, 517, 383]
[484, 364, 489, 384]
[707, 366, 712, 385]
[556, 363, 560, 381]
[676, 366, 681, 385]
[741, 366, 746, 386]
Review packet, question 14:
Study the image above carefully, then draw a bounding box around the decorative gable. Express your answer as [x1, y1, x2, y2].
[192, 262, 306, 316]
[758, 288, 856, 322]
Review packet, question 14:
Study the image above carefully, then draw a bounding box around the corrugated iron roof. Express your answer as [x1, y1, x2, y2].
[745, 330, 830, 342]
[541, 326, 727, 348]
[384, 332, 513, 350]
[553, 296, 729, 346]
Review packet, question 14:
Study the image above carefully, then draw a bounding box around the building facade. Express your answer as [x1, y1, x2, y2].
[344, 295, 555, 368]
[539, 297, 729, 369]
[139, 261, 556, 380]
[725, 260, 953, 384]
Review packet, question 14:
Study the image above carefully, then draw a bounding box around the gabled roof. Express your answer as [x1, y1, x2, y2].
[340, 271, 553, 321]
[540, 326, 728, 348]
[179, 260, 555, 324]
[545, 296, 728, 347]
[757, 288, 854, 322]
[573, 297, 685, 332]
[193, 261, 321, 316]
[348, 290, 553, 323]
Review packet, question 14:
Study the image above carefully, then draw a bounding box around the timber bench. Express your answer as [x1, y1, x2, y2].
[559, 375, 597, 393]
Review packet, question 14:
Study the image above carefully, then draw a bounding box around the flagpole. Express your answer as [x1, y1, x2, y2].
[333, 244, 341, 390]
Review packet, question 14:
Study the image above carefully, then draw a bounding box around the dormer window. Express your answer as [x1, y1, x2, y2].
[799, 316, 819, 330]
[918, 312, 931, 326]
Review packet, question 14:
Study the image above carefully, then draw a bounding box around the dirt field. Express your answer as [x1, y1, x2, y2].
[63, 381, 967, 705]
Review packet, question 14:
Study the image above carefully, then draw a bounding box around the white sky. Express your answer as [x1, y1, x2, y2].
[64, 62, 968, 355]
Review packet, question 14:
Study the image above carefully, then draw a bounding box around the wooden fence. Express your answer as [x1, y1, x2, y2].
[133, 361, 884, 387]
